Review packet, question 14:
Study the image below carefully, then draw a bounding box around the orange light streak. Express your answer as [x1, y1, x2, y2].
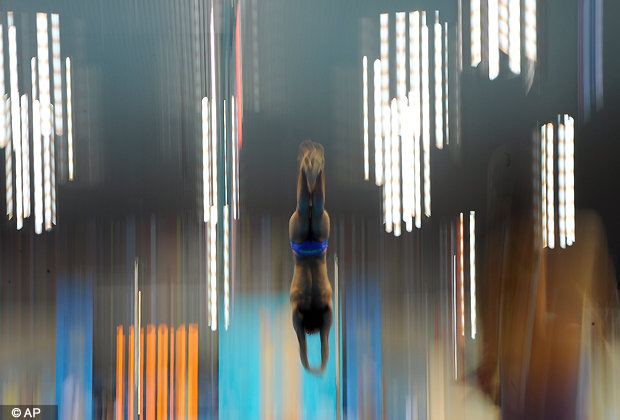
[188, 324, 198, 420]
[146, 325, 156, 420]
[116, 326, 124, 420]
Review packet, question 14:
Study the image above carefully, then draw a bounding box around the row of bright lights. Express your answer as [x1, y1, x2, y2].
[202, 6, 241, 331]
[541, 115, 575, 249]
[1, 13, 72, 233]
[471, 0, 537, 79]
[365, 12, 451, 235]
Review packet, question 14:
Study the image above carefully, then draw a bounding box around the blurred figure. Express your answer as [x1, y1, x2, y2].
[478, 143, 620, 420]
[289, 140, 333, 374]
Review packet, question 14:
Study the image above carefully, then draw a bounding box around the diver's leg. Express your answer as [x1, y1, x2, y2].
[309, 143, 330, 241]
[289, 145, 314, 243]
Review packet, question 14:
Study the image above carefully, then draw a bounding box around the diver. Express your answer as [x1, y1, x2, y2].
[289, 140, 333, 375]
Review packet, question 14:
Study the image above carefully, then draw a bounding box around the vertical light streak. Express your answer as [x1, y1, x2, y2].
[224, 100, 227, 204]
[134, 261, 139, 417]
[488, 0, 500, 79]
[541, 124, 546, 247]
[453, 254, 458, 379]
[33, 100, 43, 234]
[146, 325, 156, 420]
[51, 14, 62, 135]
[402, 104, 413, 232]
[156, 325, 168, 420]
[546, 123, 555, 249]
[558, 119, 566, 249]
[210, 6, 218, 215]
[37, 13, 52, 231]
[224, 205, 230, 329]
[374, 59, 382, 186]
[9, 25, 23, 229]
[193, 0, 201, 108]
[188, 325, 198, 420]
[21, 95, 30, 219]
[508, 0, 521, 74]
[445, 23, 449, 144]
[435, 12, 443, 148]
[566, 116, 575, 245]
[380, 13, 389, 191]
[384, 100, 392, 233]
[391, 99, 401, 236]
[232, 96, 238, 219]
[470, 211, 476, 339]
[422, 13, 431, 217]
[471, 0, 482, 66]
[51, 105, 56, 224]
[410, 12, 422, 228]
[251, 0, 259, 112]
[459, 213, 465, 336]
[128, 326, 134, 420]
[525, 0, 537, 61]
[458, 0, 463, 71]
[363, 56, 369, 180]
[396, 13, 407, 103]
[139, 323, 143, 418]
[499, 0, 509, 54]
[0, 25, 5, 149]
[116, 326, 124, 420]
[66, 58, 74, 180]
[32, 57, 38, 101]
[202, 98, 210, 222]
[175, 326, 186, 420]
[5, 96, 12, 219]
[169, 328, 174, 420]
[210, 206, 217, 331]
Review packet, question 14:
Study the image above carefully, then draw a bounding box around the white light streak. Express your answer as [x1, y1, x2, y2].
[381, 13, 389, 190]
[21, 95, 30, 219]
[33, 100, 43, 234]
[460, 213, 465, 336]
[210, 7, 218, 214]
[232, 96, 238, 219]
[422, 13, 431, 217]
[471, 0, 481, 66]
[435, 12, 443, 149]
[410, 12, 422, 228]
[499, 0, 508, 54]
[566, 116, 575, 245]
[31, 57, 38, 100]
[5, 96, 12, 219]
[470, 211, 476, 339]
[37, 13, 52, 231]
[384, 99, 392, 233]
[445, 23, 449, 144]
[202, 97, 210, 222]
[51, 14, 63, 135]
[51, 105, 56, 225]
[488, 0, 500, 80]
[363, 56, 369, 180]
[402, 103, 413, 232]
[541, 124, 546, 247]
[525, 0, 537, 61]
[66, 58, 74, 181]
[508, 0, 521, 74]
[0, 26, 5, 149]
[210, 205, 217, 331]
[396, 13, 407, 103]
[224, 205, 230, 330]
[391, 99, 401, 237]
[558, 120, 566, 249]
[458, 0, 463, 71]
[9, 26, 23, 229]
[374, 59, 383, 186]
[546, 123, 554, 249]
